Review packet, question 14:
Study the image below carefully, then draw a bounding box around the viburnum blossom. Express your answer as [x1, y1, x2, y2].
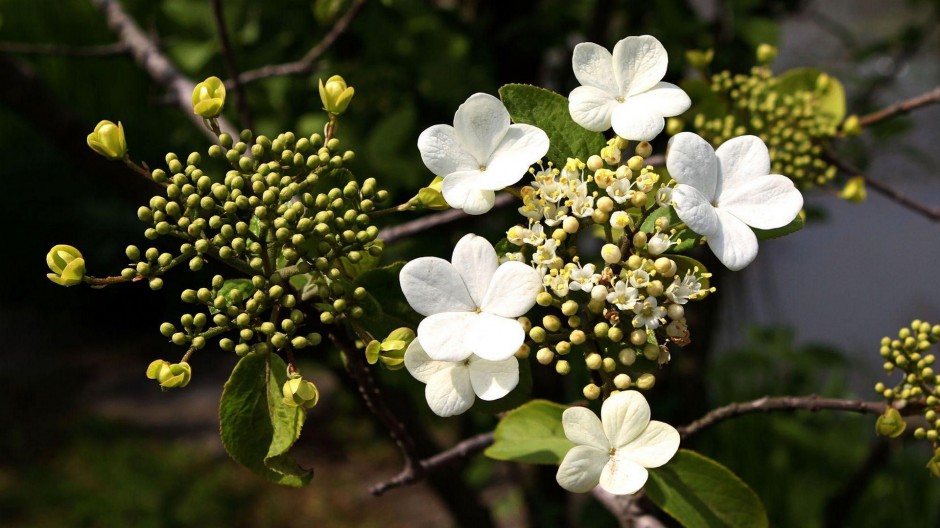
[556, 391, 680, 495]
[568, 35, 691, 141]
[403, 338, 519, 417]
[400, 234, 542, 362]
[667, 132, 804, 271]
[417, 93, 550, 214]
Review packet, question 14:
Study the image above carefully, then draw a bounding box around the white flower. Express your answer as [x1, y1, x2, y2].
[665, 271, 702, 305]
[667, 132, 804, 271]
[404, 338, 519, 417]
[568, 263, 599, 292]
[418, 93, 550, 215]
[647, 232, 673, 256]
[556, 391, 680, 495]
[629, 269, 650, 289]
[400, 234, 542, 362]
[568, 35, 691, 141]
[655, 186, 673, 207]
[606, 280, 639, 310]
[606, 177, 634, 204]
[633, 296, 666, 330]
[545, 272, 571, 297]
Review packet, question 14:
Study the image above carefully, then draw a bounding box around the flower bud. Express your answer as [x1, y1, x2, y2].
[586, 155, 604, 172]
[875, 408, 906, 438]
[839, 176, 866, 203]
[413, 176, 448, 210]
[562, 216, 580, 234]
[635, 141, 652, 158]
[192, 77, 226, 118]
[601, 244, 622, 264]
[756, 44, 778, 65]
[637, 372, 656, 390]
[146, 360, 192, 390]
[87, 120, 127, 160]
[46, 244, 86, 286]
[685, 49, 714, 69]
[282, 375, 319, 409]
[583, 383, 601, 400]
[590, 284, 609, 302]
[614, 373, 632, 389]
[319, 75, 355, 115]
[842, 114, 861, 136]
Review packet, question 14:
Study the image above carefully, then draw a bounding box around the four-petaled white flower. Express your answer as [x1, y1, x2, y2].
[556, 390, 680, 495]
[400, 234, 542, 362]
[667, 132, 804, 271]
[568, 35, 691, 141]
[418, 93, 550, 215]
[404, 338, 519, 417]
[633, 296, 666, 330]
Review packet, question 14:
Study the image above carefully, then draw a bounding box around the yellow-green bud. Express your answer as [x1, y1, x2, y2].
[840, 176, 866, 203]
[46, 244, 86, 287]
[583, 383, 601, 400]
[685, 49, 714, 69]
[630, 329, 647, 346]
[635, 142, 652, 158]
[637, 372, 656, 390]
[619, 348, 636, 366]
[282, 375, 319, 409]
[413, 176, 449, 210]
[601, 244, 622, 264]
[87, 120, 127, 160]
[614, 373, 632, 389]
[191, 76, 226, 118]
[543, 315, 562, 332]
[536, 347, 554, 365]
[530, 326, 547, 343]
[319, 75, 355, 115]
[756, 44, 778, 65]
[555, 360, 571, 375]
[536, 291, 554, 306]
[608, 326, 624, 343]
[586, 155, 604, 172]
[602, 357, 616, 372]
[146, 360, 192, 390]
[842, 114, 861, 136]
[585, 353, 602, 370]
[570, 329, 586, 345]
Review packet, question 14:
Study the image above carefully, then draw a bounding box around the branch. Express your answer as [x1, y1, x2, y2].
[209, 0, 252, 130]
[592, 489, 666, 528]
[371, 431, 494, 496]
[0, 41, 128, 57]
[232, 0, 365, 87]
[858, 86, 940, 127]
[826, 152, 940, 222]
[378, 193, 516, 244]
[327, 329, 425, 487]
[89, 0, 237, 141]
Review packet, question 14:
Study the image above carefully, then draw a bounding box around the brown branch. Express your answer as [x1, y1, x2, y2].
[377, 193, 516, 244]
[232, 0, 365, 87]
[591, 489, 665, 528]
[0, 41, 129, 57]
[826, 152, 940, 222]
[209, 0, 253, 130]
[858, 86, 940, 127]
[328, 329, 425, 488]
[371, 431, 494, 496]
[89, 0, 237, 141]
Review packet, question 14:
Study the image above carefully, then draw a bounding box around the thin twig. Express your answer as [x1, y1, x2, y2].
[591, 489, 665, 528]
[232, 0, 365, 87]
[328, 329, 425, 489]
[377, 193, 515, 244]
[89, 0, 237, 141]
[858, 86, 940, 127]
[0, 41, 129, 57]
[370, 431, 494, 496]
[209, 0, 253, 130]
[826, 152, 940, 222]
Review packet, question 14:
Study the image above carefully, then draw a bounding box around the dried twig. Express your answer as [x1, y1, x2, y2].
[370, 431, 494, 496]
[0, 41, 128, 57]
[858, 86, 940, 127]
[826, 152, 940, 222]
[232, 0, 365, 87]
[89, 0, 237, 140]
[209, 0, 253, 130]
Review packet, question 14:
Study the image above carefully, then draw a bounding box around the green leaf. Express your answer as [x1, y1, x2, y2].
[669, 255, 710, 291]
[219, 353, 312, 487]
[484, 399, 574, 465]
[773, 68, 846, 127]
[473, 358, 532, 414]
[753, 213, 804, 240]
[498, 84, 607, 166]
[353, 262, 423, 336]
[645, 449, 768, 528]
[338, 241, 383, 279]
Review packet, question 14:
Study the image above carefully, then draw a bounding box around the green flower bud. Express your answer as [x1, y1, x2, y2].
[318, 75, 355, 115]
[839, 176, 866, 203]
[146, 360, 192, 390]
[555, 360, 571, 375]
[583, 383, 601, 400]
[87, 120, 127, 160]
[875, 408, 906, 438]
[191, 76, 226, 118]
[412, 176, 449, 210]
[756, 44, 778, 65]
[685, 49, 714, 69]
[46, 244, 86, 287]
[282, 375, 319, 409]
[637, 372, 656, 390]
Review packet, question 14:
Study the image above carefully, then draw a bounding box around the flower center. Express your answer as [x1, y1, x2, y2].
[609, 447, 617, 456]
[616, 96, 624, 103]
[479, 165, 487, 172]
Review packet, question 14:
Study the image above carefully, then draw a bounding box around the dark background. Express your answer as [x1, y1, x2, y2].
[1, 0, 939, 526]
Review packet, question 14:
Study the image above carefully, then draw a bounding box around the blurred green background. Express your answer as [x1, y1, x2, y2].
[1, 0, 939, 526]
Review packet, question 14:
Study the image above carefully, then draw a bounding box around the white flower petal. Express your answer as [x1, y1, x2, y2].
[562, 406, 609, 451]
[600, 454, 649, 495]
[602, 390, 651, 449]
[627, 82, 691, 116]
[672, 184, 720, 237]
[709, 208, 759, 271]
[417, 124, 478, 176]
[666, 132, 718, 200]
[453, 93, 510, 166]
[610, 98, 665, 141]
[417, 311, 477, 362]
[717, 174, 803, 230]
[451, 234, 499, 307]
[467, 355, 520, 400]
[465, 312, 524, 361]
[569, 85, 618, 132]
[714, 135, 771, 197]
[621, 421, 680, 468]
[556, 445, 608, 493]
[404, 338, 455, 384]
[425, 365, 474, 417]
[400, 257, 475, 316]
[612, 35, 668, 97]
[478, 124, 549, 190]
[572, 42, 619, 95]
[480, 261, 542, 318]
[441, 170, 497, 215]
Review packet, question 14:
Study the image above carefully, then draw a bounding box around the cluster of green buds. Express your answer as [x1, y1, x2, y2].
[683, 45, 852, 189]
[874, 320, 940, 475]
[502, 138, 712, 401]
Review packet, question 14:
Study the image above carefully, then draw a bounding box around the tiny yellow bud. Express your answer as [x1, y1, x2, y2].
[46, 244, 86, 287]
[87, 120, 127, 160]
[319, 75, 355, 115]
[191, 76, 226, 118]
